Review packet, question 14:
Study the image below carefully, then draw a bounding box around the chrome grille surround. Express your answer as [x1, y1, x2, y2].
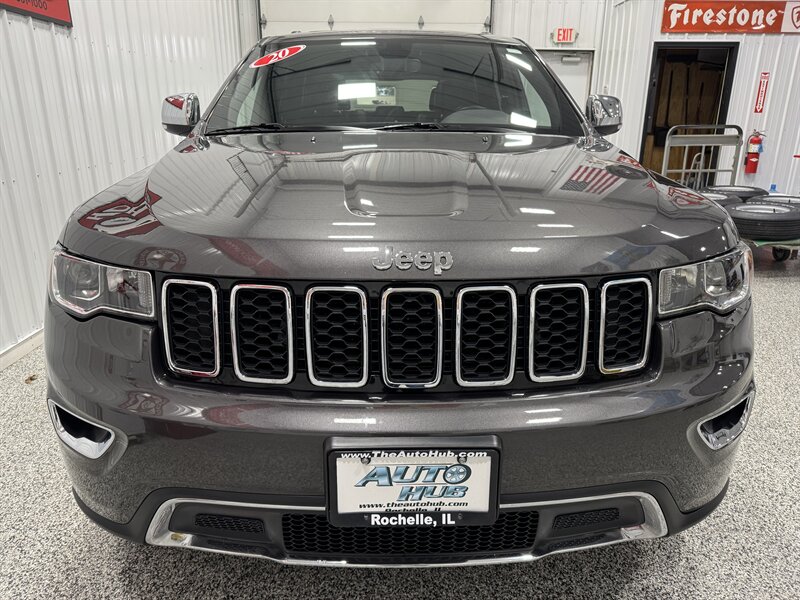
[528, 283, 590, 383]
[455, 285, 517, 387]
[161, 279, 221, 378]
[304, 286, 369, 388]
[381, 287, 444, 389]
[230, 284, 294, 384]
[598, 277, 654, 374]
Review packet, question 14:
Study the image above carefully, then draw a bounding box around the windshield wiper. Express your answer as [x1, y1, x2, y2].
[205, 123, 368, 136]
[371, 122, 445, 131]
[205, 123, 285, 135]
[371, 122, 541, 133]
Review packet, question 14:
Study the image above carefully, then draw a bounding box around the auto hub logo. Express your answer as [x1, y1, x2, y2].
[355, 463, 471, 502]
[661, 1, 800, 33]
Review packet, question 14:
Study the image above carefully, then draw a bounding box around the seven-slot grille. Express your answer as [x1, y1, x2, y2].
[161, 279, 653, 389]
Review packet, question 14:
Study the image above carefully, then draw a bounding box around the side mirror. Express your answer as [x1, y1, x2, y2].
[161, 93, 200, 136]
[586, 94, 622, 136]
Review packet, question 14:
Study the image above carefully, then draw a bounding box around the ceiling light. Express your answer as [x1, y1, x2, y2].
[342, 246, 380, 253]
[520, 207, 554, 215]
[327, 235, 374, 240]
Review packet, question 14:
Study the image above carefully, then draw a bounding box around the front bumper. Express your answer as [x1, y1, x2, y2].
[45, 296, 754, 563]
[71, 480, 727, 567]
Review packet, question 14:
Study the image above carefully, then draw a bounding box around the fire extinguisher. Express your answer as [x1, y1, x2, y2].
[744, 130, 765, 174]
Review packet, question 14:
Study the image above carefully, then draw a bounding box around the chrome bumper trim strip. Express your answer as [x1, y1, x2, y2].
[145, 491, 667, 568]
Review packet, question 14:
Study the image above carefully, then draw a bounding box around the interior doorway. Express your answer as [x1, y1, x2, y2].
[640, 43, 738, 175]
[538, 50, 593, 107]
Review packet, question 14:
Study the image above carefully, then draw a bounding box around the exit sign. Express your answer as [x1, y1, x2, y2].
[553, 28, 576, 43]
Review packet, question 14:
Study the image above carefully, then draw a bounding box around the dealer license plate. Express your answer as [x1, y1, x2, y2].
[328, 448, 499, 527]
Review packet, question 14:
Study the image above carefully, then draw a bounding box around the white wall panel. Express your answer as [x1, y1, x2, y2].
[0, 0, 252, 355]
[493, 0, 606, 49]
[594, 0, 800, 193]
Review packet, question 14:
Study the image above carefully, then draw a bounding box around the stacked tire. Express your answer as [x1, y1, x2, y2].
[700, 186, 800, 262]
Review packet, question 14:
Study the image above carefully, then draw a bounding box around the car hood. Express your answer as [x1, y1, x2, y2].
[63, 131, 736, 279]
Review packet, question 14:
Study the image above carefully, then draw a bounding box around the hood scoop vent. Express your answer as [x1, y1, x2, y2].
[343, 150, 470, 217]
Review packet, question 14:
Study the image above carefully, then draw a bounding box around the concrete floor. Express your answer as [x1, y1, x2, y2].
[1, 247, 798, 599]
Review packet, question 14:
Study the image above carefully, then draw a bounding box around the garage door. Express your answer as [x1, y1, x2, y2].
[260, 0, 492, 36]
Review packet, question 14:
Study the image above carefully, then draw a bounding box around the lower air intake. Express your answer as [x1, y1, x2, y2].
[552, 508, 620, 529]
[282, 511, 538, 558]
[194, 513, 265, 535]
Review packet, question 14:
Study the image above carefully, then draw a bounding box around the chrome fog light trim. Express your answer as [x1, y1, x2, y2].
[697, 390, 755, 450]
[47, 399, 115, 459]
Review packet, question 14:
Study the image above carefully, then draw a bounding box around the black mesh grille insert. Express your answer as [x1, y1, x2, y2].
[282, 511, 538, 557]
[531, 285, 586, 378]
[164, 282, 217, 374]
[458, 288, 515, 382]
[194, 513, 264, 534]
[233, 286, 291, 381]
[308, 289, 366, 384]
[552, 508, 620, 529]
[602, 280, 650, 370]
[384, 290, 441, 385]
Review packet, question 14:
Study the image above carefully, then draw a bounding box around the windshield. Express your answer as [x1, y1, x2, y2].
[206, 36, 585, 136]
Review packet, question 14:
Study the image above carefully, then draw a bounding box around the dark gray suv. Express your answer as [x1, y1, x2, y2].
[45, 31, 755, 567]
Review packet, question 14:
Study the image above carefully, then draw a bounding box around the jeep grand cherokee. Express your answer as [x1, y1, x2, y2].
[45, 31, 755, 567]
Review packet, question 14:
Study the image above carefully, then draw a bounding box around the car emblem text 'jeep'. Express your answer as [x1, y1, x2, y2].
[372, 246, 453, 275]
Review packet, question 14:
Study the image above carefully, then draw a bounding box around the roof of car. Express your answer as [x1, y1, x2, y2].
[259, 30, 523, 46]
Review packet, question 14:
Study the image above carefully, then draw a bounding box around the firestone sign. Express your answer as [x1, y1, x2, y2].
[662, 1, 800, 33]
[0, 0, 72, 27]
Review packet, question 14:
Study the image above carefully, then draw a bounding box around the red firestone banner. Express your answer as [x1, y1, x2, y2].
[0, 0, 72, 27]
[662, 1, 800, 33]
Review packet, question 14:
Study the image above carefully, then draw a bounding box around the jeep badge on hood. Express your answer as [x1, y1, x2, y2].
[371, 246, 454, 275]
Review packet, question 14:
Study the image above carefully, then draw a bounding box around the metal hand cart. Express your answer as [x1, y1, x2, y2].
[661, 124, 743, 189]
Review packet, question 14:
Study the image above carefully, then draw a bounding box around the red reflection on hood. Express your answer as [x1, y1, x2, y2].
[78, 188, 163, 238]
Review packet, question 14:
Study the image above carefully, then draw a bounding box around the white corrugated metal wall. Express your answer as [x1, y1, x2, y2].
[594, 0, 800, 193]
[0, 0, 256, 359]
[493, 0, 799, 194]
[493, 0, 606, 49]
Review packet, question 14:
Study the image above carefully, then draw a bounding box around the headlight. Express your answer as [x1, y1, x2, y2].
[50, 250, 154, 318]
[658, 243, 752, 316]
